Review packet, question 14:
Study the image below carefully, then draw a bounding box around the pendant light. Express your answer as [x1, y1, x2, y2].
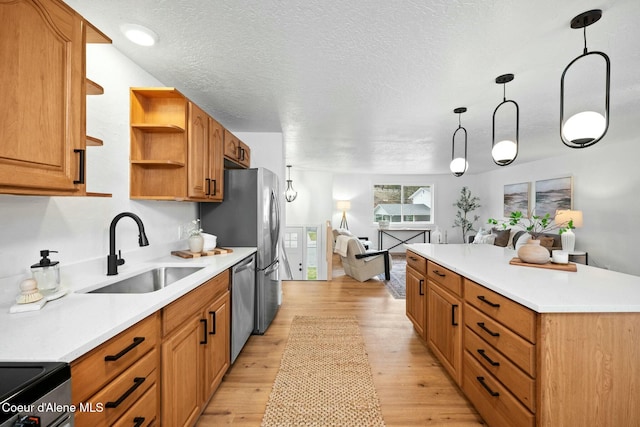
[284, 165, 298, 202]
[560, 9, 610, 148]
[450, 107, 468, 177]
[492, 74, 519, 166]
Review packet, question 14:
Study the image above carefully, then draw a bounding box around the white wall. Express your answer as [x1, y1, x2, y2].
[0, 45, 199, 284]
[287, 134, 640, 276]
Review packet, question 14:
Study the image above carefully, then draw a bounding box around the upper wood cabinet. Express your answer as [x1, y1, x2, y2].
[223, 129, 251, 169]
[130, 88, 225, 202]
[0, 0, 110, 196]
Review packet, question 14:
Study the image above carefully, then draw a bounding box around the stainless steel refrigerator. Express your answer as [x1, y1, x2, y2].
[200, 167, 281, 334]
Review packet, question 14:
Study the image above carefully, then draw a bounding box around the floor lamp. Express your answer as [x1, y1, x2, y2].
[337, 200, 351, 230]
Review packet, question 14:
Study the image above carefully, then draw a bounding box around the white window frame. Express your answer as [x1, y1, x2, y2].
[372, 184, 435, 226]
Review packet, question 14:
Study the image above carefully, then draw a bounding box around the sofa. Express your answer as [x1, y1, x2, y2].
[472, 228, 562, 254]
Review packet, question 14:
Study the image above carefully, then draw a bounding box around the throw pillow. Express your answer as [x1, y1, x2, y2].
[537, 236, 555, 250]
[491, 228, 511, 247]
[471, 229, 486, 245]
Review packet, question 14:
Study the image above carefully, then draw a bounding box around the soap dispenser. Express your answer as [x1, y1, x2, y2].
[31, 250, 60, 295]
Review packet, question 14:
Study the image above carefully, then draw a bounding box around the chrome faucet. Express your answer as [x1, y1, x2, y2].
[107, 212, 150, 276]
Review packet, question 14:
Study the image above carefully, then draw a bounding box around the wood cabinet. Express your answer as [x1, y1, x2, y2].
[0, 0, 110, 196]
[405, 250, 426, 339]
[223, 129, 251, 168]
[130, 88, 225, 201]
[426, 261, 462, 385]
[161, 270, 230, 427]
[71, 313, 160, 427]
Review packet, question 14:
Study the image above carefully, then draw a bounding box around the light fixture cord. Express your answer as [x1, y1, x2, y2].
[458, 112, 462, 129]
[503, 83, 507, 102]
[583, 24, 588, 54]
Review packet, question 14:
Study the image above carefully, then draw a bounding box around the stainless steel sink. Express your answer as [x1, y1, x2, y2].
[88, 266, 204, 294]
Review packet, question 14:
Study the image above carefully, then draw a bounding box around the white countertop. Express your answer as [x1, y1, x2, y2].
[406, 243, 640, 313]
[0, 247, 256, 362]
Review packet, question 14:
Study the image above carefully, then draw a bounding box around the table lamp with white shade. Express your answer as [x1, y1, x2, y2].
[337, 200, 351, 230]
[555, 209, 583, 252]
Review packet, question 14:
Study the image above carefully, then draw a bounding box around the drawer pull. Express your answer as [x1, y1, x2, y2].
[133, 417, 145, 427]
[477, 349, 500, 366]
[419, 279, 424, 296]
[104, 337, 145, 361]
[451, 304, 459, 326]
[105, 377, 145, 408]
[432, 270, 446, 277]
[209, 311, 217, 335]
[409, 256, 418, 261]
[477, 322, 500, 337]
[476, 376, 500, 397]
[200, 319, 208, 344]
[477, 295, 501, 308]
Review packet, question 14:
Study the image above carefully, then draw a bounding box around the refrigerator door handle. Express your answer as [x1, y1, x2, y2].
[261, 259, 280, 275]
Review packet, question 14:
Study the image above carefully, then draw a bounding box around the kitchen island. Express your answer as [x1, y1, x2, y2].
[406, 243, 640, 427]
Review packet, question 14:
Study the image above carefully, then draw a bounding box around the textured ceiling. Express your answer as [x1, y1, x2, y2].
[66, 0, 640, 175]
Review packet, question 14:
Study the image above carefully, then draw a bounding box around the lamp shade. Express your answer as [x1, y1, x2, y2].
[555, 209, 583, 228]
[449, 158, 468, 176]
[562, 111, 606, 146]
[336, 200, 351, 211]
[491, 140, 518, 165]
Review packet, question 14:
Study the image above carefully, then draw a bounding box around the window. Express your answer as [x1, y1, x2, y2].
[373, 184, 433, 224]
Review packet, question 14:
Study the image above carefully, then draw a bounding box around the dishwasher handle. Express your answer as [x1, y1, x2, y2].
[234, 256, 255, 273]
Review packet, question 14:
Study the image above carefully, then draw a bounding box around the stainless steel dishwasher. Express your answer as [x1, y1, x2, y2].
[231, 254, 256, 363]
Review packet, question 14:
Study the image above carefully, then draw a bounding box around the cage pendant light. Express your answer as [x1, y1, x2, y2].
[560, 9, 610, 148]
[492, 74, 519, 166]
[284, 165, 297, 202]
[450, 107, 468, 177]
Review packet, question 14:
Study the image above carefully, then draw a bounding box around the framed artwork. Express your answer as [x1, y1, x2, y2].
[534, 176, 573, 217]
[504, 182, 530, 217]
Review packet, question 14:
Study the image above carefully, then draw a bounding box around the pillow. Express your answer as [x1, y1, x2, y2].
[336, 228, 353, 236]
[471, 229, 486, 245]
[491, 228, 511, 247]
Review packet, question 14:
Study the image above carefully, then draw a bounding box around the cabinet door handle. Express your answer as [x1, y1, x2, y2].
[451, 304, 459, 326]
[477, 349, 500, 366]
[105, 377, 145, 408]
[477, 322, 500, 337]
[477, 295, 500, 308]
[200, 319, 208, 344]
[133, 417, 145, 427]
[209, 311, 217, 335]
[212, 179, 217, 195]
[104, 337, 145, 361]
[205, 178, 211, 195]
[73, 149, 85, 184]
[409, 256, 418, 261]
[432, 270, 446, 277]
[419, 279, 424, 296]
[240, 147, 246, 161]
[476, 376, 500, 397]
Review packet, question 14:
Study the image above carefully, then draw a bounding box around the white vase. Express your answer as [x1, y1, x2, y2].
[561, 229, 576, 252]
[517, 239, 550, 264]
[188, 234, 204, 253]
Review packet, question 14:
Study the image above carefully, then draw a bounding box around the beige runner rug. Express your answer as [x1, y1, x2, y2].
[261, 316, 386, 426]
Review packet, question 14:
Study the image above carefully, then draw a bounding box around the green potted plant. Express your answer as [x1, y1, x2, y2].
[452, 186, 481, 243]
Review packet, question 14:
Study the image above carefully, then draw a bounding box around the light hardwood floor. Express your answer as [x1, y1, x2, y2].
[197, 262, 484, 426]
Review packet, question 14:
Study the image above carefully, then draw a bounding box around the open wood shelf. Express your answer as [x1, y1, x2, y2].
[131, 124, 186, 133]
[86, 78, 104, 95]
[86, 135, 103, 146]
[85, 21, 112, 44]
[131, 160, 185, 168]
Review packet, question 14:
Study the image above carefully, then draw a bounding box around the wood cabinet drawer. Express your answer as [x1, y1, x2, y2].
[465, 279, 536, 343]
[75, 349, 158, 427]
[406, 251, 426, 275]
[72, 312, 160, 402]
[113, 383, 158, 427]
[462, 351, 534, 427]
[465, 327, 535, 412]
[163, 270, 230, 336]
[427, 261, 461, 297]
[465, 305, 536, 377]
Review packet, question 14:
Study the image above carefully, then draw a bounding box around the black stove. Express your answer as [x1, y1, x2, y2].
[0, 362, 72, 426]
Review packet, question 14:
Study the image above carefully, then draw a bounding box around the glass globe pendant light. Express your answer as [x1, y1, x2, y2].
[560, 9, 610, 148]
[284, 165, 298, 202]
[450, 107, 468, 177]
[492, 74, 519, 166]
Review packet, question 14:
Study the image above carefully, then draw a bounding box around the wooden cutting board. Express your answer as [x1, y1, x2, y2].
[171, 247, 234, 258]
[509, 257, 577, 272]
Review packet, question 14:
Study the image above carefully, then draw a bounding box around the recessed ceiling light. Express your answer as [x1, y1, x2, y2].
[120, 23, 158, 46]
